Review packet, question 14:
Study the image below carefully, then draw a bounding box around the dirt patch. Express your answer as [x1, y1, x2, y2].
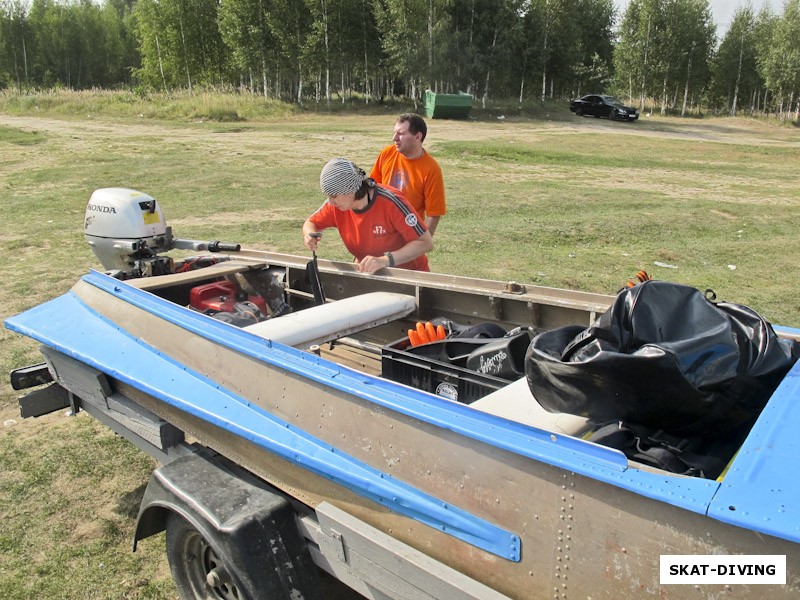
[2, 113, 796, 173]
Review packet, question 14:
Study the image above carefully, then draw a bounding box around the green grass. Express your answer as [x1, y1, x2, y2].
[0, 415, 173, 599]
[0, 124, 47, 145]
[1, 89, 799, 598]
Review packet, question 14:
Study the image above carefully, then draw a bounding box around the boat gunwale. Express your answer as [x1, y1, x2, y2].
[80, 271, 730, 509]
[9, 267, 800, 545]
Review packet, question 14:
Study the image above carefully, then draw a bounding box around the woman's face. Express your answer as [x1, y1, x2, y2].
[327, 192, 358, 211]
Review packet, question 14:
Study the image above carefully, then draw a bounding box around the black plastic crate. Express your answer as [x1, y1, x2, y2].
[381, 337, 511, 404]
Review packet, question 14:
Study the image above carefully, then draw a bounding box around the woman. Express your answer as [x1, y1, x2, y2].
[302, 158, 433, 274]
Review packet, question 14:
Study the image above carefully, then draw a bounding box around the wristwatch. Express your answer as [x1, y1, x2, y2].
[384, 252, 395, 267]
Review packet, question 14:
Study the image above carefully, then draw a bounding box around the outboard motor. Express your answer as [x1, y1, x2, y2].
[81, 187, 284, 325]
[84, 187, 241, 279]
[84, 188, 173, 277]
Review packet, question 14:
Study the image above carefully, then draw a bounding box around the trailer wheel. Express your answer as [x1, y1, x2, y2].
[166, 512, 246, 600]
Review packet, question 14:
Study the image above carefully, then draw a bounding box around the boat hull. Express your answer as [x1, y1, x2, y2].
[7, 262, 800, 599]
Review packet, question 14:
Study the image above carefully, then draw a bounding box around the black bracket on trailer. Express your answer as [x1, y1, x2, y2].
[10, 362, 53, 390]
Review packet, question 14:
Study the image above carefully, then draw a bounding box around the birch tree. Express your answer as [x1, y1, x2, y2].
[0, 0, 31, 88]
[218, 0, 276, 96]
[757, 0, 800, 120]
[710, 6, 760, 115]
[134, 0, 228, 92]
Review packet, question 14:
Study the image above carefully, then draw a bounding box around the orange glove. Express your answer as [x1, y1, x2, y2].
[409, 322, 446, 346]
[415, 321, 430, 344]
[408, 329, 423, 346]
[425, 321, 437, 343]
[625, 270, 652, 287]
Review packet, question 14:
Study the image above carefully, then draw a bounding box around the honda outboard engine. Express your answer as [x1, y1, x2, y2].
[84, 187, 241, 279]
[84, 188, 173, 277]
[81, 187, 284, 324]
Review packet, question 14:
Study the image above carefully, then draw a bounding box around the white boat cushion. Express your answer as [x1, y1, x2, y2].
[243, 292, 416, 348]
[470, 376, 590, 436]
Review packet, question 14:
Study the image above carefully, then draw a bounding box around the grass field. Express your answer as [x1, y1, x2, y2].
[1, 91, 799, 598]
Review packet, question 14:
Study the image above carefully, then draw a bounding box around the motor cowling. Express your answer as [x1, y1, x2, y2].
[84, 188, 171, 272]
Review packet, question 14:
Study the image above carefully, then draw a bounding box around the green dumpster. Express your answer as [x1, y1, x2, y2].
[424, 91, 473, 119]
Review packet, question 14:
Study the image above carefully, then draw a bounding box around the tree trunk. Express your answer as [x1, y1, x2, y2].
[17, 36, 28, 87]
[297, 58, 304, 106]
[540, 70, 546, 107]
[155, 34, 168, 93]
[732, 31, 745, 116]
[640, 15, 651, 111]
[629, 75, 633, 106]
[482, 22, 498, 108]
[540, 24, 549, 106]
[427, 0, 434, 90]
[363, 29, 369, 103]
[178, 14, 193, 94]
[262, 56, 268, 97]
[23, 34, 29, 85]
[681, 55, 692, 117]
[322, 0, 330, 107]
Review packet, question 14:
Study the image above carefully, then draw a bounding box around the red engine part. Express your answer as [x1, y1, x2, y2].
[189, 280, 268, 315]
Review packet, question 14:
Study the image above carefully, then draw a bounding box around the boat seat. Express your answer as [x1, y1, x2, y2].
[469, 377, 590, 437]
[243, 292, 416, 349]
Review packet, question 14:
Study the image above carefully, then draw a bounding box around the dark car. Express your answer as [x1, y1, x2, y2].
[569, 94, 639, 121]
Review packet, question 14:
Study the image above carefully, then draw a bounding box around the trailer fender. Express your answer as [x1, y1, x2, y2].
[133, 451, 321, 600]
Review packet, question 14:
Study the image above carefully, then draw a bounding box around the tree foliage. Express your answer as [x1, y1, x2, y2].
[613, 0, 715, 114]
[709, 6, 760, 115]
[754, 0, 800, 119]
[0, 0, 798, 120]
[0, 0, 137, 88]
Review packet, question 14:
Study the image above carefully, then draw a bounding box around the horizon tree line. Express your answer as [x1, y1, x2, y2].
[0, 0, 798, 120]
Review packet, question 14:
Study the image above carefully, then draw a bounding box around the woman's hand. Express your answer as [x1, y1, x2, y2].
[357, 254, 391, 274]
[302, 222, 322, 251]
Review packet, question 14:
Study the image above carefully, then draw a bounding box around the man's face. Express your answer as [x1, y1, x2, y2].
[392, 120, 422, 157]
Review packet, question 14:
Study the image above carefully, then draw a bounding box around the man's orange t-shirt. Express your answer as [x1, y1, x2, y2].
[308, 185, 430, 271]
[370, 146, 446, 221]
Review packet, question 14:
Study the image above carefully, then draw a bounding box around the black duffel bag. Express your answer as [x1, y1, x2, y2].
[525, 280, 799, 436]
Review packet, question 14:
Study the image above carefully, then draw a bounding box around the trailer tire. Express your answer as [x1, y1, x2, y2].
[166, 511, 249, 600]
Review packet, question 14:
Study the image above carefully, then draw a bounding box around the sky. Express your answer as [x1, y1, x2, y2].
[614, 0, 782, 38]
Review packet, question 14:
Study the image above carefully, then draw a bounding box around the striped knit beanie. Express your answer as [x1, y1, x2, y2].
[320, 158, 366, 196]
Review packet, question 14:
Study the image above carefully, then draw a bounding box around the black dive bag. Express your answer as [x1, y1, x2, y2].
[525, 280, 798, 436]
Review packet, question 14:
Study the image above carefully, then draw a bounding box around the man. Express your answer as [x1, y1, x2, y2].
[303, 158, 433, 274]
[370, 113, 446, 236]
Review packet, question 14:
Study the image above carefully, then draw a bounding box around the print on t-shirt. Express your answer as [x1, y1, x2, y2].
[390, 170, 407, 190]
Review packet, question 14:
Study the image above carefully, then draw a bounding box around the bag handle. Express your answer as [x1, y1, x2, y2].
[560, 326, 617, 362]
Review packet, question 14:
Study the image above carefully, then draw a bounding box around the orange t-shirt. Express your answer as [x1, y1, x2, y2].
[308, 185, 430, 271]
[370, 146, 446, 220]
